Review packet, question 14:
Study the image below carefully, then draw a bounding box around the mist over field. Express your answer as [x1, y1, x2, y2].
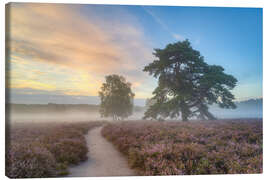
[6, 98, 262, 124]
[209, 98, 263, 119]
[8, 112, 148, 124]
[6, 104, 144, 124]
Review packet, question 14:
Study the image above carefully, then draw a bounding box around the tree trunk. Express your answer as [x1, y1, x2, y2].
[181, 112, 188, 121]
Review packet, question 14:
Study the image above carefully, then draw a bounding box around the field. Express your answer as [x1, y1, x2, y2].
[6, 119, 263, 177]
[6, 121, 104, 178]
[6, 3, 263, 178]
[102, 119, 262, 175]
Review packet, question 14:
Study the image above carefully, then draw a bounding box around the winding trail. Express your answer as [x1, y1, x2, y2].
[68, 126, 136, 177]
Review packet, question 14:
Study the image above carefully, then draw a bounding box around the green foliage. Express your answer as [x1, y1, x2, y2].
[99, 74, 135, 120]
[143, 40, 237, 121]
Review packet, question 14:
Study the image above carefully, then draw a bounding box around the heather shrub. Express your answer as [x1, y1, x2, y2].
[46, 138, 88, 164]
[6, 121, 104, 178]
[6, 142, 57, 178]
[102, 119, 262, 175]
[128, 147, 145, 169]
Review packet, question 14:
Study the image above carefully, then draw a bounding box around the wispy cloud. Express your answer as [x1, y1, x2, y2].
[194, 38, 201, 45]
[142, 6, 183, 41]
[7, 3, 156, 98]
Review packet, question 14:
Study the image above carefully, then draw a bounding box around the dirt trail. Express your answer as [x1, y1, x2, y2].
[68, 126, 136, 177]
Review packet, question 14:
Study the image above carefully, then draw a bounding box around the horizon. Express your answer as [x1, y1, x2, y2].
[6, 3, 262, 105]
[7, 95, 263, 107]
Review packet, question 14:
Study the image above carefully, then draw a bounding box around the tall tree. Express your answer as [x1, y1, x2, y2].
[143, 40, 237, 121]
[99, 74, 135, 120]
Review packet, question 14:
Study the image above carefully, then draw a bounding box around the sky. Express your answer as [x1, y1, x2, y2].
[6, 3, 262, 106]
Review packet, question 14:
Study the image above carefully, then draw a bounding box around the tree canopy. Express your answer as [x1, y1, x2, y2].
[143, 40, 237, 121]
[99, 74, 135, 120]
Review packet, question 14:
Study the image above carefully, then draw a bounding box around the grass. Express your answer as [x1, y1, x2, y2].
[101, 119, 262, 175]
[6, 121, 104, 178]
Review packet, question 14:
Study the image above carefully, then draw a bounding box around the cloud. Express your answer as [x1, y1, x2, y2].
[172, 33, 184, 40]
[7, 3, 156, 98]
[142, 6, 184, 41]
[10, 79, 56, 91]
[194, 38, 200, 45]
[9, 88, 146, 106]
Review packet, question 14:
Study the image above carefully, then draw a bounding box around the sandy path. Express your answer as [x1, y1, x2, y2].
[68, 126, 136, 177]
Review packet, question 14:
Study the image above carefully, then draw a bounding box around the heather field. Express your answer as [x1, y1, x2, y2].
[102, 119, 263, 175]
[5, 121, 104, 178]
[5, 2, 263, 179]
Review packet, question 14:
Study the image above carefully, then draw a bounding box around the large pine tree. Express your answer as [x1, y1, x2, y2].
[143, 40, 237, 121]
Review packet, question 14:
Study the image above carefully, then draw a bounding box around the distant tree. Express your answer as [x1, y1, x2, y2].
[143, 40, 237, 121]
[99, 74, 135, 120]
